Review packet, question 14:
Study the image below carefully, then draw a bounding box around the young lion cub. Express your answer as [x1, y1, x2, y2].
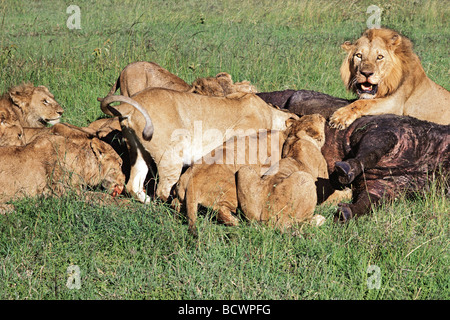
[236, 114, 328, 230]
[173, 129, 286, 235]
[0, 134, 125, 206]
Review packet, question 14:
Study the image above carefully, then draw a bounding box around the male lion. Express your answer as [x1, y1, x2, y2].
[329, 28, 450, 129]
[2, 83, 64, 127]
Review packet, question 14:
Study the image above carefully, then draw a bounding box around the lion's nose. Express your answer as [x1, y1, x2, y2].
[360, 71, 374, 78]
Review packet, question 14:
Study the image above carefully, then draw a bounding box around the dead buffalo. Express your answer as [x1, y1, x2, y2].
[257, 89, 354, 119]
[321, 114, 449, 222]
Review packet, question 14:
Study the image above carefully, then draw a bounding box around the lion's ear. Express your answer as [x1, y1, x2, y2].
[389, 34, 402, 48]
[90, 138, 106, 161]
[0, 110, 7, 123]
[341, 41, 354, 53]
[9, 90, 29, 110]
[37, 85, 54, 98]
[285, 118, 297, 128]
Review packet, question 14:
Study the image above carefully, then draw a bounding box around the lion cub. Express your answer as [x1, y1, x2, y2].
[173, 129, 287, 235]
[0, 105, 25, 146]
[0, 134, 125, 206]
[236, 114, 328, 230]
[190, 72, 257, 96]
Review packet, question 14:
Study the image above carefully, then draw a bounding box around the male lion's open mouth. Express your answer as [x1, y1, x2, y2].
[356, 82, 378, 96]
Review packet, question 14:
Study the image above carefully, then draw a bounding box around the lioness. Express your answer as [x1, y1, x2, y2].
[3, 83, 64, 127]
[83, 117, 132, 181]
[236, 114, 328, 230]
[0, 135, 125, 204]
[98, 89, 298, 203]
[22, 123, 94, 144]
[189, 72, 257, 96]
[107, 61, 191, 97]
[107, 61, 257, 98]
[329, 28, 450, 129]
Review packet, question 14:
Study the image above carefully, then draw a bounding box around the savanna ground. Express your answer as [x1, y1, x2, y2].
[0, 0, 448, 301]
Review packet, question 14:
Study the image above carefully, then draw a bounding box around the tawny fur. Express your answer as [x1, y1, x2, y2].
[107, 61, 191, 97]
[106, 61, 257, 98]
[0, 135, 125, 204]
[189, 72, 257, 96]
[98, 88, 298, 203]
[22, 123, 94, 144]
[236, 114, 329, 230]
[0, 105, 24, 146]
[173, 130, 287, 234]
[2, 83, 64, 128]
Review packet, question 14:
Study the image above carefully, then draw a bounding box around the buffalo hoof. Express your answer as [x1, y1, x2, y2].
[335, 161, 356, 185]
[334, 203, 353, 223]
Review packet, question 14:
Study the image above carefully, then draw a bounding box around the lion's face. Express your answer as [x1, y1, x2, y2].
[0, 111, 25, 146]
[340, 29, 406, 99]
[28, 86, 64, 126]
[9, 85, 64, 127]
[190, 72, 257, 96]
[0, 109, 24, 146]
[282, 114, 326, 157]
[90, 138, 126, 196]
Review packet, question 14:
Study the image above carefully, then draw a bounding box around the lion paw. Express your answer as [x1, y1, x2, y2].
[329, 107, 360, 130]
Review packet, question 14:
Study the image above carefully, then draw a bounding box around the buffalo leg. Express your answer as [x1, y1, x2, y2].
[335, 179, 394, 222]
[334, 132, 398, 185]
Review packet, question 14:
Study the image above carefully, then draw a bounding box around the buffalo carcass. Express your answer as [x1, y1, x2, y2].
[320, 114, 449, 221]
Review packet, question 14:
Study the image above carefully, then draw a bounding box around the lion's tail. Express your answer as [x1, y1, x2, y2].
[107, 75, 121, 96]
[97, 95, 154, 141]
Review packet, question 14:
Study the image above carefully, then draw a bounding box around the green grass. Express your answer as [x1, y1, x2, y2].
[0, 0, 449, 300]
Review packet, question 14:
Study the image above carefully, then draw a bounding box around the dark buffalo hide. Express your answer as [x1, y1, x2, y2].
[321, 114, 449, 222]
[257, 89, 354, 119]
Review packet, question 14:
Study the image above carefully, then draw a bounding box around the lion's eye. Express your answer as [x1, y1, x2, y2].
[355, 53, 362, 59]
[43, 99, 49, 105]
[377, 54, 384, 60]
